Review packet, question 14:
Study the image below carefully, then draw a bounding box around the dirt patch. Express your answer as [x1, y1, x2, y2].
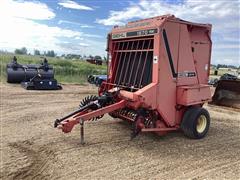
[1, 83, 240, 179]
[8, 140, 56, 180]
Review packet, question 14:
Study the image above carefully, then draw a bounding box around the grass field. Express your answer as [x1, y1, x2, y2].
[0, 53, 107, 84]
[1, 53, 238, 84]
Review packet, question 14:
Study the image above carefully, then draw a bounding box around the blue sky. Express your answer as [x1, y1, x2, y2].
[0, 0, 239, 66]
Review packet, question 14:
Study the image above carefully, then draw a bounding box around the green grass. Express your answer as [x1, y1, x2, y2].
[0, 53, 107, 84]
[210, 68, 239, 77]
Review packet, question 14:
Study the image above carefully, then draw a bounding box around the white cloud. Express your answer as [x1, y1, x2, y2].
[214, 59, 239, 66]
[0, 17, 82, 52]
[96, 0, 240, 65]
[0, 0, 103, 56]
[58, 20, 95, 28]
[57, 42, 89, 52]
[75, 36, 84, 40]
[214, 44, 239, 49]
[79, 43, 89, 47]
[0, 0, 55, 20]
[84, 34, 103, 38]
[96, 0, 239, 26]
[58, 0, 93, 11]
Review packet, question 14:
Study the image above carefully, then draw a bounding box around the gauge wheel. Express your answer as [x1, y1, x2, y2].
[181, 107, 210, 139]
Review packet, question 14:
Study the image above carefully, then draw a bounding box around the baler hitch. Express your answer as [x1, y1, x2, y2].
[54, 92, 127, 144]
[54, 100, 99, 128]
[54, 93, 115, 127]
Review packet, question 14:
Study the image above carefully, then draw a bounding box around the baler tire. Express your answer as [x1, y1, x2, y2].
[181, 107, 210, 139]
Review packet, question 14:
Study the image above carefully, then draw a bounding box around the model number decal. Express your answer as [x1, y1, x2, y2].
[112, 33, 126, 39]
[178, 72, 196, 78]
[112, 28, 158, 39]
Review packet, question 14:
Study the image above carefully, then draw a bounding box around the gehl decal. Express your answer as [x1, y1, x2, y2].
[112, 29, 158, 39]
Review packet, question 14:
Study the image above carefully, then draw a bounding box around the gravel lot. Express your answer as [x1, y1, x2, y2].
[1, 83, 240, 179]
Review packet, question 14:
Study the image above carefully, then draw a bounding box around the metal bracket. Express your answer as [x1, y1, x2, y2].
[80, 118, 85, 145]
[153, 56, 158, 64]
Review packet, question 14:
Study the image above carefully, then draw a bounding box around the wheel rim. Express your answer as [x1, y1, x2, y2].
[196, 115, 207, 133]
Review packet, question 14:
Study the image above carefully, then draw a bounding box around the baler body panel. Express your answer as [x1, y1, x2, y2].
[108, 15, 212, 127]
[176, 24, 199, 86]
[177, 85, 211, 105]
[55, 15, 212, 138]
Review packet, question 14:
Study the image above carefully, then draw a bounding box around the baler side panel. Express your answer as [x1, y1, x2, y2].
[176, 24, 198, 86]
[190, 27, 212, 84]
[162, 22, 179, 75]
[177, 85, 211, 105]
[108, 36, 115, 80]
[157, 22, 180, 126]
[152, 30, 161, 83]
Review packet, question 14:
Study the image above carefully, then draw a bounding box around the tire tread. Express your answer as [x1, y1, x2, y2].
[181, 107, 210, 139]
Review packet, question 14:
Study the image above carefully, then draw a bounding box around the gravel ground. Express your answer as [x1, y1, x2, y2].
[1, 83, 240, 180]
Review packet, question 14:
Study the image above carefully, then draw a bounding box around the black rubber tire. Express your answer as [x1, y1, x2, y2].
[181, 107, 210, 139]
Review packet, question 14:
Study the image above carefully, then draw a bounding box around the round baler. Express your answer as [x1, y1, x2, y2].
[54, 15, 212, 143]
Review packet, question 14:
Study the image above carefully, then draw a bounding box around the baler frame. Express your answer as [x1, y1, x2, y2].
[55, 14, 212, 143]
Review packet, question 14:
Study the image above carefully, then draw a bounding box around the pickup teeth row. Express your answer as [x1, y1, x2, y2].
[110, 108, 137, 121]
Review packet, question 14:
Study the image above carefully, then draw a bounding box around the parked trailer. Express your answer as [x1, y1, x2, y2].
[6, 57, 54, 83]
[86, 58, 103, 65]
[88, 75, 107, 86]
[55, 15, 212, 143]
[7, 57, 61, 90]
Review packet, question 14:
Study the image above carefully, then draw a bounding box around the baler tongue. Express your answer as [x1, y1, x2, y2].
[211, 80, 240, 109]
[54, 92, 127, 144]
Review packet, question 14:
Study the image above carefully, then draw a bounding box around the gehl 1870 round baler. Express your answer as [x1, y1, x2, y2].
[54, 15, 212, 144]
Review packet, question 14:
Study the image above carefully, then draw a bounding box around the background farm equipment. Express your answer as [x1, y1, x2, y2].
[208, 73, 240, 109]
[6, 56, 62, 90]
[55, 14, 213, 143]
[208, 73, 239, 87]
[86, 57, 103, 65]
[211, 79, 240, 109]
[87, 75, 107, 86]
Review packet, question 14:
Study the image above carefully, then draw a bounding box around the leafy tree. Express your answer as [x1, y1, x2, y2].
[217, 64, 237, 69]
[15, 47, 27, 55]
[64, 54, 81, 60]
[46, 50, 56, 57]
[34, 49, 40, 55]
[94, 55, 102, 60]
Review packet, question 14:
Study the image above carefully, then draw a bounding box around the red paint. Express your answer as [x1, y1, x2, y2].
[57, 15, 212, 136]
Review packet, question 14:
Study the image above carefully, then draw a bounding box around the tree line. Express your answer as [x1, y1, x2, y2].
[14, 47, 56, 57]
[211, 64, 239, 69]
[13, 47, 238, 68]
[14, 47, 107, 60]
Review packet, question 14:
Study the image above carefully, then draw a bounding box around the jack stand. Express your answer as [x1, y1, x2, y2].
[80, 119, 85, 145]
